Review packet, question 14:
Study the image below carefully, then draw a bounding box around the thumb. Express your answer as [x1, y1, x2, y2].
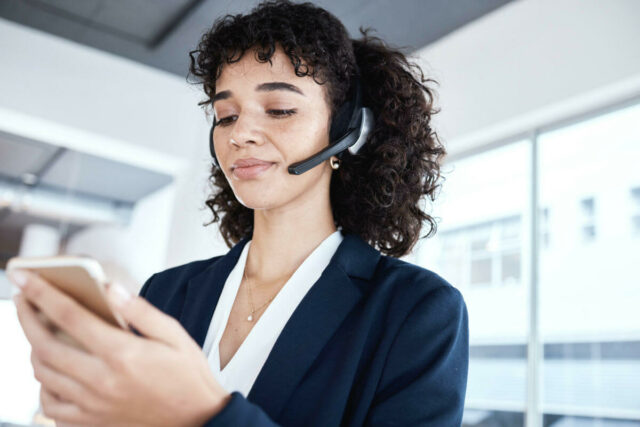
[105, 282, 187, 348]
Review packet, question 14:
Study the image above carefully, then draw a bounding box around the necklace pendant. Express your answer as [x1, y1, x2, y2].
[247, 314, 253, 322]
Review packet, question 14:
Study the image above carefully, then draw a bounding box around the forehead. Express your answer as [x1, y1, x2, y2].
[215, 47, 323, 97]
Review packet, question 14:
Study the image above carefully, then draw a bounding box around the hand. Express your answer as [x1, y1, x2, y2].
[9, 269, 232, 427]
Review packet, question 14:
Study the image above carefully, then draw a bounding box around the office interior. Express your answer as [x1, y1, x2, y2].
[0, 0, 639, 426]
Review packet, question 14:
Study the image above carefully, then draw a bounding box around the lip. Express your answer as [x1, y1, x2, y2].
[231, 157, 276, 180]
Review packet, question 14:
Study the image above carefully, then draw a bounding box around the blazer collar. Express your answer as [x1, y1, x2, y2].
[178, 231, 381, 420]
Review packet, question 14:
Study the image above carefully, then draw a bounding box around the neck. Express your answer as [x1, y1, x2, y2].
[245, 188, 337, 286]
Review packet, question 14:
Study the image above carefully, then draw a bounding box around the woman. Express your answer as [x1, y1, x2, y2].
[10, 0, 469, 425]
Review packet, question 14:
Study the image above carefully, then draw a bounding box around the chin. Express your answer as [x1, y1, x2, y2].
[233, 187, 282, 210]
[226, 166, 323, 211]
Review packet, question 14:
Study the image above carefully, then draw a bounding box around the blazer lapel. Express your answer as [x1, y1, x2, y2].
[247, 233, 381, 420]
[179, 236, 250, 348]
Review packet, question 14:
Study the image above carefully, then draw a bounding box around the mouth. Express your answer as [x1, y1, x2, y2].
[232, 162, 276, 180]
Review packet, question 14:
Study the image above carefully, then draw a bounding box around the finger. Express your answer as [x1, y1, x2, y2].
[22, 301, 86, 352]
[31, 349, 98, 411]
[40, 386, 92, 425]
[106, 282, 190, 349]
[14, 292, 111, 395]
[11, 269, 132, 358]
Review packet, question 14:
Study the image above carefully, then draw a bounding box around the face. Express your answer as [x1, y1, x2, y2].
[211, 46, 334, 211]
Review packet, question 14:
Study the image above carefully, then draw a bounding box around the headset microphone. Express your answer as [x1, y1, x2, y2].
[208, 68, 374, 175]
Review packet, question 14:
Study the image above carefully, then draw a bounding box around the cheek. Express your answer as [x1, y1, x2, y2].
[280, 115, 330, 160]
[276, 151, 330, 194]
[212, 136, 231, 164]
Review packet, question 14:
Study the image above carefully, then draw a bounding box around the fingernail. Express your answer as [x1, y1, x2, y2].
[9, 269, 28, 289]
[109, 283, 132, 307]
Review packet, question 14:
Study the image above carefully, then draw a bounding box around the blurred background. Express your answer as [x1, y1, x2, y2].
[0, 0, 638, 426]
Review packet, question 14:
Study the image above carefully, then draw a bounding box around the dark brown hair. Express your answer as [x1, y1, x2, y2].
[188, 0, 445, 257]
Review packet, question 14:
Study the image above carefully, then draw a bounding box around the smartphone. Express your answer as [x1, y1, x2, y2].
[7, 255, 129, 351]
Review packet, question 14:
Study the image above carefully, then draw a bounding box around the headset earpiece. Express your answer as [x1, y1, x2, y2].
[209, 116, 220, 168]
[286, 73, 374, 175]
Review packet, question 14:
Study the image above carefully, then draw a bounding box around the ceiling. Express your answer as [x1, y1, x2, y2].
[0, 131, 173, 205]
[0, 0, 513, 78]
[0, 130, 174, 256]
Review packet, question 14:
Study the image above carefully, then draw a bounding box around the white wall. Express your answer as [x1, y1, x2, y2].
[64, 184, 176, 292]
[0, 18, 204, 160]
[163, 144, 231, 270]
[414, 0, 640, 155]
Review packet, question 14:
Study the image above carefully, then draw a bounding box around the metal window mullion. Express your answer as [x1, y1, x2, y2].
[525, 130, 542, 427]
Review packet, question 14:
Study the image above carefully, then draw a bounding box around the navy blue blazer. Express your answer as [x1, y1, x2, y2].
[138, 232, 469, 426]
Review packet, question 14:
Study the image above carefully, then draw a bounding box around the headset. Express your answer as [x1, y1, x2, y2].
[208, 67, 374, 175]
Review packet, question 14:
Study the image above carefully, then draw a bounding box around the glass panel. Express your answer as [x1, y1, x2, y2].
[540, 207, 551, 249]
[415, 141, 530, 425]
[501, 250, 520, 283]
[471, 233, 491, 252]
[470, 257, 492, 285]
[538, 101, 640, 424]
[579, 197, 597, 243]
[631, 187, 640, 236]
[633, 216, 640, 236]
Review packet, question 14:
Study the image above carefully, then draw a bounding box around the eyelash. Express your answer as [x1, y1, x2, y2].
[216, 109, 297, 126]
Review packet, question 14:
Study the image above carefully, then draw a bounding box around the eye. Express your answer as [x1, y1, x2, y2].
[215, 109, 297, 127]
[216, 115, 236, 126]
[268, 108, 297, 117]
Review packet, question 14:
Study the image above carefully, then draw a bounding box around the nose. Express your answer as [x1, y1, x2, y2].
[229, 110, 265, 149]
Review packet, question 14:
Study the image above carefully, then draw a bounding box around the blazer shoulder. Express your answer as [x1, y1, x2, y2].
[157, 255, 223, 280]
[375, 254, 458, 294]
[371, 254, 465, 316]
[138, 254, 224, 299]
[366, 256, 469, 426]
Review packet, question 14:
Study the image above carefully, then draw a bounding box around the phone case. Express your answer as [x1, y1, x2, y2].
[7, 255, 130, 351]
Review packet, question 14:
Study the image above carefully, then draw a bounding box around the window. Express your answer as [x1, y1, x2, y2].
[579, 197, 596, 242]
[415, 100, 640, 427]
[539, 207, 550, 248]
[438, 216, 522, 288]
[538, 101, 640, 425]
[438, 234, 466, 288]
[632, 187, 640, 235]
[470, 226, 493, 285]
[499, 217, 521, 285]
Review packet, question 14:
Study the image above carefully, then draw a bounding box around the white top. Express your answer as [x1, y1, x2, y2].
[202, 230, 344, 397]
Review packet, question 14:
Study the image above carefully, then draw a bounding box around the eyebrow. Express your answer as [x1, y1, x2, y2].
[212, 81, 305, 104]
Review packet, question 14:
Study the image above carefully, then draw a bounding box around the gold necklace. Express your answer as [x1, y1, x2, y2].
[243, 269, 287, 322]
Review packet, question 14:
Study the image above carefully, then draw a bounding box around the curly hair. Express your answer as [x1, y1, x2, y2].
[188, 0, 445, 258]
